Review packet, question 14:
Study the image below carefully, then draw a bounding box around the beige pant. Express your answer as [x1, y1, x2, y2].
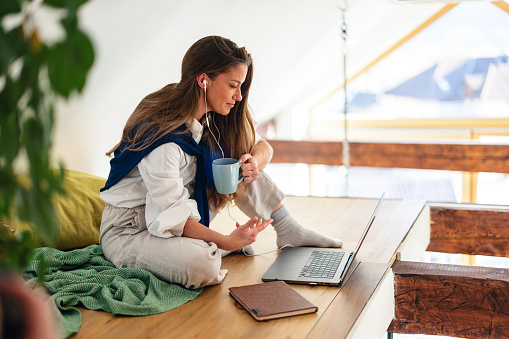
[99, 171, 284, 289]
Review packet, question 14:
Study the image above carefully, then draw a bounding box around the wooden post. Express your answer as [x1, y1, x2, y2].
[462, 172, 478, 203]
[389, 260, 509, 338]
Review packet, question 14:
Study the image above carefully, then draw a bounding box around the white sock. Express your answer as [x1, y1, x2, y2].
[220, 244, 255, 257]
[218, 269, 228, 281]
[271, 206, 343, 248]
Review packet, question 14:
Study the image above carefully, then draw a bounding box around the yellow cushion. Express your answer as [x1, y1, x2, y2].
[5, 169, 107, 250]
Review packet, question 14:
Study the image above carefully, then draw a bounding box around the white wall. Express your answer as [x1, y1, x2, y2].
[50, 0, 444, 178]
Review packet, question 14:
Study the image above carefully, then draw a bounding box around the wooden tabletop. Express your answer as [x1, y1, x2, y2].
[72, 196, 428, 339]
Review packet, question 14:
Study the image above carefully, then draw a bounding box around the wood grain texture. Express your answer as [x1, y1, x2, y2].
[269, 140, 509, 173]
[307, 262, 389, 339]
[268, 140, 343, 166]
[428, 203, 509, 257]
[70, 197, 426, 339]
[389, 260, 509, 338]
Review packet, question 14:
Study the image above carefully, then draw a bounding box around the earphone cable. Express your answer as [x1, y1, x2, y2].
[204, 83, 225, 158]
[242, 244, 294, 257]
[211, 113, 224, 158]
[227, 204, 239, 224]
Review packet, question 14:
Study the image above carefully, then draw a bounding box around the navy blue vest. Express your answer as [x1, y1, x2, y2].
[101, 124, 216, 227]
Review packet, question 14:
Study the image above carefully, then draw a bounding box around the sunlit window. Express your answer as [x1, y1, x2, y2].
[267, 2, 509, 205]
[316, 1, 509, 120]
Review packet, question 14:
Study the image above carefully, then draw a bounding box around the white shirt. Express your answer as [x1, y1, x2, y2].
[100, 119, 204, 238]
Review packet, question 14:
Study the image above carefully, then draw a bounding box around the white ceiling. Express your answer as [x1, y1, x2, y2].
[74, 0, 448, 123]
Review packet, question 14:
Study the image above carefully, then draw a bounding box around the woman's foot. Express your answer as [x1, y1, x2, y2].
[271, 206, 343, 248]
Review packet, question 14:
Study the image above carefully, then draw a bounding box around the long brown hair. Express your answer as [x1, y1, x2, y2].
[107, 36, 256, 211]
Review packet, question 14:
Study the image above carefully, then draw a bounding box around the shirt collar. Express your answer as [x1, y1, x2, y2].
[190, 118, 203, 143]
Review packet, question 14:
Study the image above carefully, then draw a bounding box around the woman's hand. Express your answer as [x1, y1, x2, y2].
[239, 154, 259, 184]
[238, 139, 274, 183]
[223, 216, 272, 251]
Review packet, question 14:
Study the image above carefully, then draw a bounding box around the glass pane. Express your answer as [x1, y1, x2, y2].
[317, 2, 509, 119]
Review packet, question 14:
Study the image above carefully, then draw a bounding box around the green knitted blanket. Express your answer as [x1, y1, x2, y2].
[24, 245, 202, 338]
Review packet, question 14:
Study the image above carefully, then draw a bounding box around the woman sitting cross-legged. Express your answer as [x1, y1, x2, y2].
[99, 36, 342, 289]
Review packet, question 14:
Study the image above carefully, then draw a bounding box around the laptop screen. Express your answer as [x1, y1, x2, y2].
[351, 193, 385, 260]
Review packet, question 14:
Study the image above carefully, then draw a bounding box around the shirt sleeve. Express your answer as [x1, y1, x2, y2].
[138, 142, 201, 238]
[255, 130, 262, 144]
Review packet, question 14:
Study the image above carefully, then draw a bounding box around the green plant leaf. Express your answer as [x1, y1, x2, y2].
[0, 107, 21, 164]
[0, 228, 36, 271]
[1, 0, 93, 274]
[0, 78, 23, 162]
[47, 28, 94, 97]
[0, 0, 21, 17]
[18, 56, 41, 97]
[0, 168, 16, 219]
[15, 183, 58, 247]
[0, 76, 25, 113]
[44, 0, 88, 10]
[0, 26, 26, 73]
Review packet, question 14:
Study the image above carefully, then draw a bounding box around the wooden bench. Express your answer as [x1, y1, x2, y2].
[72, 196, 428, 339]
[269, 139, 509, 338]
[389, 202, 509, 338]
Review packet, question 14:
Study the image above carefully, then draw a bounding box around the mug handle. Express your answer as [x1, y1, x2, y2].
[238, 163, 245, 184]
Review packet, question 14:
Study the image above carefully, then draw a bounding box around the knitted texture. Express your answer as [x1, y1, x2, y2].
[271, 206, 343, 248]
[24, 245, 202, 338]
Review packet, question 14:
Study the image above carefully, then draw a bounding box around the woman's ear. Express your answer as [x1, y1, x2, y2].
[197, 73, 208, 89]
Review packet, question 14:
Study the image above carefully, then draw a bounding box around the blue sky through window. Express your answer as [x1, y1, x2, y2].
[337, 2, 509, 118]
[364, 2, 509, 93]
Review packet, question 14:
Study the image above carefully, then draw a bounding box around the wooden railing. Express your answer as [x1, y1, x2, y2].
[269, 139, 509, 257]
[267, 138, 509, 338]
[300, 116, 509, 202]
[269, 139, 509, 173]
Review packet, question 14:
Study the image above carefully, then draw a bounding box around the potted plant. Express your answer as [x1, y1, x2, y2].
[0, 0, 94, 336]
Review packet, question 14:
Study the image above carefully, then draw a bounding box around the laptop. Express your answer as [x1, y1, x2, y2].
[262, 193, 385, 286]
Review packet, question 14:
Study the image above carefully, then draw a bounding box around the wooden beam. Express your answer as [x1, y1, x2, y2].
[351, 142, 509, 173]
[461, 172, 478, 203]
[268, 140, 509, 173]
[313, 117, 509, 130]
[388, 260, 509, 338]
[492, 0, 509, 15]
[268, 140, 343, 166]
[428, 203, 509, 257]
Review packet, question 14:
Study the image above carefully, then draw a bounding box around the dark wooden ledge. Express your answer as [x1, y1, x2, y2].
[428, 203, 509, 257]
[388, 260, 509, 338]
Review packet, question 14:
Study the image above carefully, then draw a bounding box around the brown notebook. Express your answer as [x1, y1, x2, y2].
[229, 281, 318, 321]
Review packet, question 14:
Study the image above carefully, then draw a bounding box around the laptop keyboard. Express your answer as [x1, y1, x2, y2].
[298, 250, 344, 279]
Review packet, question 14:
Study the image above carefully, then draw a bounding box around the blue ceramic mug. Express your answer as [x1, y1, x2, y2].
[212, 158, 245, 194]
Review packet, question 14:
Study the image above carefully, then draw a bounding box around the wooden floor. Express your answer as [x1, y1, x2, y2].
[71, 196, 428, 339]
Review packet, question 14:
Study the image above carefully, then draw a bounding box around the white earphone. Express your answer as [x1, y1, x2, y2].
[203, 79, 210, 127]
[202, 76, 224, 158]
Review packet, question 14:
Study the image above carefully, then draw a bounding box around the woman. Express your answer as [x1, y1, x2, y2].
[99, 36, 342, 289]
